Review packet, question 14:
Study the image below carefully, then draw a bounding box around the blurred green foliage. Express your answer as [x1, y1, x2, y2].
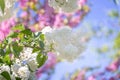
[108, 10, 119, 18]
[114, 33, 120, 49]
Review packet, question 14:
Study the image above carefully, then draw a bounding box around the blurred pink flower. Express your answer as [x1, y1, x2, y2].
[19, 0, 28, 8]
[88, 76, 96, 80]
[0, 18, 16, 41]
[20, 11, 28, 18]
[0, 31, 5, 41]
[106, 58, 120, 71]
[78, 0, 87, 6]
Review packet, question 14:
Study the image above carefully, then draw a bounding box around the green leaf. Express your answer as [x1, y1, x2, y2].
[39, 41, 44, 49]
[11, 42, 23, 57]
[0, 48, 5, 56]
[32, 48, 40, 53]
[34, 32, 42, 38]
[40, 34, 45, 41]
[36, 53, 47, 67]
[9, 32, 19, 38]
[5, 45, 11, 54]
[7, 38, 13, 44]
[3, 54, 11, 65]
[21, 29, 32, 36]
[18, 33, 24, 39]
[114, 33, 120, 49]
[15, 77, 21, 80]
[0, 57, 3, 63]
[12, 24, 25, 31]
[0, 0, 5, 13]
[1, 71, 11, 80]
[108, 10, 119, 18]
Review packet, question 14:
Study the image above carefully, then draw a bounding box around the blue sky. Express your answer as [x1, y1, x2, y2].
[84, 0, 119, 23]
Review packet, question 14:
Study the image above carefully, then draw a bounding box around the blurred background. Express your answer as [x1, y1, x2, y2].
[37, 0, 120, 80]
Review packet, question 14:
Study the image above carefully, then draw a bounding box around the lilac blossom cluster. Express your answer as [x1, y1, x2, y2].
[17, 0, 89, 31]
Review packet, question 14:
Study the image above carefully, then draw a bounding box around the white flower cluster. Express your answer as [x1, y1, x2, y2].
[12, 48, 38, 80]
[0, 48, 38, 80]
[48, 0, 78, 12]
[44, 26, 92, 61]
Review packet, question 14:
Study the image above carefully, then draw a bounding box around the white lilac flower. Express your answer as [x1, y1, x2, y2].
[28, 72, 37, 80]
[0, 64, 10, 74]
[44, 26, 92, 61]
[61, 0, 78, 12]
[19, 47, 33, 60]
[17, 66, 30, 80]
[41, 26, 52, 34]
[11, 47, 38, 79]
[48, 0, 78, 12]
[45, 27, 71, 44]
[11, 63, 21, 77]
[48, 0, 66, 10]
[10, 74, 16, 80]
[27, 58, 38, 71]
[19, 47, 38, 71]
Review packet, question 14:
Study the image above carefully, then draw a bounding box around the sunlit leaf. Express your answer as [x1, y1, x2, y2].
[32, 47, 40, 53]
[40, 34, 45, 41]
[12, 24, 25, 31]
[5, 45, 11, 54]
[36, 53, 47, 67]
[0, 0, 5, 13]
[3, 54, 11, 65]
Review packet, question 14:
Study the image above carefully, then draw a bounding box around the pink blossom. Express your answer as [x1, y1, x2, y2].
[17, 0, 88, 31]
[88, 76, 96, 80]
[20, 11, 28, 18]
[0, 18, 16, 41]
[18, 0, 28, 8]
